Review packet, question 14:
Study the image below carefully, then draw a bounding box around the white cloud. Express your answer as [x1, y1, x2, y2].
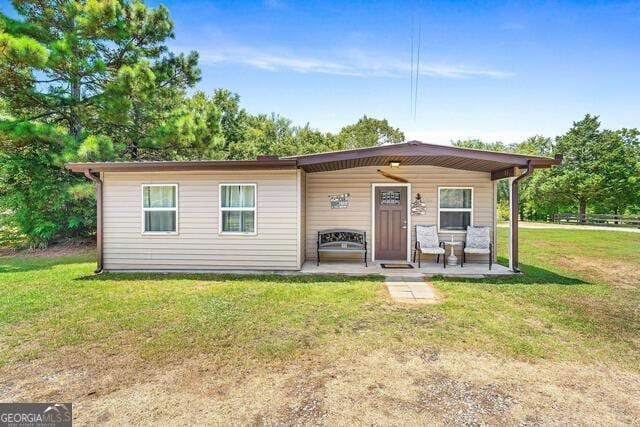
[198, 48, 364, 76]
[407, 63, 512, 79]
[193, 45, 513, 79]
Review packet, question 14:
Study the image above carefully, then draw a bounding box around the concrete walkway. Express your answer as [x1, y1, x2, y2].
[385, 276, 440, 304]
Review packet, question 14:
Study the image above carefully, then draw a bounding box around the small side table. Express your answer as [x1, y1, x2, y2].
[442, 240, 464, 266]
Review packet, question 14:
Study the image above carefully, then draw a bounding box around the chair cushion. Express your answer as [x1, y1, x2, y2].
[416, 225, 440, 249]
[464, 247, 490, 254]
[466, 226, 491, 249]
[420, 247, 445, 254]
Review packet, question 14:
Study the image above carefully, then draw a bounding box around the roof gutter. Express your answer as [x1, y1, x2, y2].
[83, 169, 103, 274]
[514, 160, 534, 184]
[65, 158, 298, 173]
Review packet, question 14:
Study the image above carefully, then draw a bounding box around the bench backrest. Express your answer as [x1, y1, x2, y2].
[318, 229, 366, 250]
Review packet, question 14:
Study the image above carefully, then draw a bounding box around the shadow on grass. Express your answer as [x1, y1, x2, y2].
[432, 261, 588, 286]
[76, 272, 384, 284]
[75, 261, 585, 286]
[0, 254, 94, 273]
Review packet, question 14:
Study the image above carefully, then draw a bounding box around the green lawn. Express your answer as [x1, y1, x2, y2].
[0, 228, 639, 371]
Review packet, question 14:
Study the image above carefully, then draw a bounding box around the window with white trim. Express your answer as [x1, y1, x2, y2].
[142, 184, 178, 233]
[220, 184, 256, 234]
[438, 187, 473, 231]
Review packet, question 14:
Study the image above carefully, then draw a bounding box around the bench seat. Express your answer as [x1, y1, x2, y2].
[318, 247, 366, 252]
[317, 229, 368, 266]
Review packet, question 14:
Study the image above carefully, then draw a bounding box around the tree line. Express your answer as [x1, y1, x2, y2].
[0, 0, 404, 247]
[1, 1, 638, 247]
[454, 116, 640, 221]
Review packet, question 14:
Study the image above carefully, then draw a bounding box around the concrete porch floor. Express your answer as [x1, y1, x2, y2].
[300, 260, 514, 278]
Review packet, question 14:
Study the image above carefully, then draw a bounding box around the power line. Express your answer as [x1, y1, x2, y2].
[414, 21, 421, 121]
[410, 16, 414, 118]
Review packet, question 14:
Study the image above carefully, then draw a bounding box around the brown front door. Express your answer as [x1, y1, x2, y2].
[375, 186, 408, 260]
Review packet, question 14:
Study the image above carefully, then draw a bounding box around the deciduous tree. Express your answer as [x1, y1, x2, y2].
[335, 116, 404, 149]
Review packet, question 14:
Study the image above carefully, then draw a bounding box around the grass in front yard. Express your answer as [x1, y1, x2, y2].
[427, 228, 640, 367]
[0, 228, 639, 371]
[0, 259, 393, 365]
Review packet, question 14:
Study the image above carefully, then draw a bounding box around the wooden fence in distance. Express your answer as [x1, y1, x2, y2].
[552, 213, 640, 228]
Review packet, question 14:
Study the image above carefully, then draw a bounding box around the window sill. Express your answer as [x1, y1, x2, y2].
[219, 232, 257, 236]
[142, 231, 179, 236]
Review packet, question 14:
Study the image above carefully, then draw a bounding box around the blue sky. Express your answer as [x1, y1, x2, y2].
[3, 0, 639, 144]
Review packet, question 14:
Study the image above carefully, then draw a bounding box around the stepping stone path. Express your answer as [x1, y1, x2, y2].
[385, 276, 440, 304]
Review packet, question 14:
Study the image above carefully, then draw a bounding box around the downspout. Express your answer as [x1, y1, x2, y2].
[83, 169, 103, 273]
[510, 161, 534, 272]
[513, 160, 534, 189]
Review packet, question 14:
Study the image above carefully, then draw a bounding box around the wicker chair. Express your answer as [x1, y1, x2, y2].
[413, 225, 445, 268]
[462, 226, 492, 269]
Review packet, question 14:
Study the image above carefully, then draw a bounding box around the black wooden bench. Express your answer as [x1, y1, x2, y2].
[317, 229, 367, 266]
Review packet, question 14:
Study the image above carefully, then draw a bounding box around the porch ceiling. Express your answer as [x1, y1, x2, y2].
[294, 154, 515, 173]
[289, 141, 561, 174]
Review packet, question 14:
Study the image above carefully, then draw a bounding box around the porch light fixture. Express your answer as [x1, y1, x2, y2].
[389, 161, 401, 168]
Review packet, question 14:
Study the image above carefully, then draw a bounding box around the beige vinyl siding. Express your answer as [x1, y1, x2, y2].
[102, 170, 299, 271]
[305, 165, 496, 263]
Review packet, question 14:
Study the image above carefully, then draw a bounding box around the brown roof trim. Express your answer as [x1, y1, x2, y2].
[530, 153, 563, 167]
[65, 141, 562, 174]
[288, 140, 561, 168]
[491, 166, 518, 180]
[65, 159, 298, 173]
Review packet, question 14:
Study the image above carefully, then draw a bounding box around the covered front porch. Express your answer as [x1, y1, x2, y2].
[294, 141, 562, 275]
[300, 260, 513, 277]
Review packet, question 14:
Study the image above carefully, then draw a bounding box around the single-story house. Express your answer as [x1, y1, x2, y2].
[65, 141, 561, 273]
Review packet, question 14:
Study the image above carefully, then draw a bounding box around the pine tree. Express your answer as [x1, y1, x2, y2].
[0, 0, 199, 245]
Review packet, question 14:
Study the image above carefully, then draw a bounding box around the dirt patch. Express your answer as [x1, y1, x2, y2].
[2, 345, 639, 426]
[261, 374, 329, 426]
[414, 347, 440, 363]
[555, 255, 639, 289]
[0, 237, 95, 259]
[415, 373, 517, 425]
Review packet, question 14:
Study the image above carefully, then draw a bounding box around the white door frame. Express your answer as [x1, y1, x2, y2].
[371, 183, 412, 262]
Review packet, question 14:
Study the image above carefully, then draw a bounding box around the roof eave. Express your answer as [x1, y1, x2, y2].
[65, 144, 562, 174]
[292, 141, 559, 168]
[65, 159, 298, 173]
[530, 154, 563, 168]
